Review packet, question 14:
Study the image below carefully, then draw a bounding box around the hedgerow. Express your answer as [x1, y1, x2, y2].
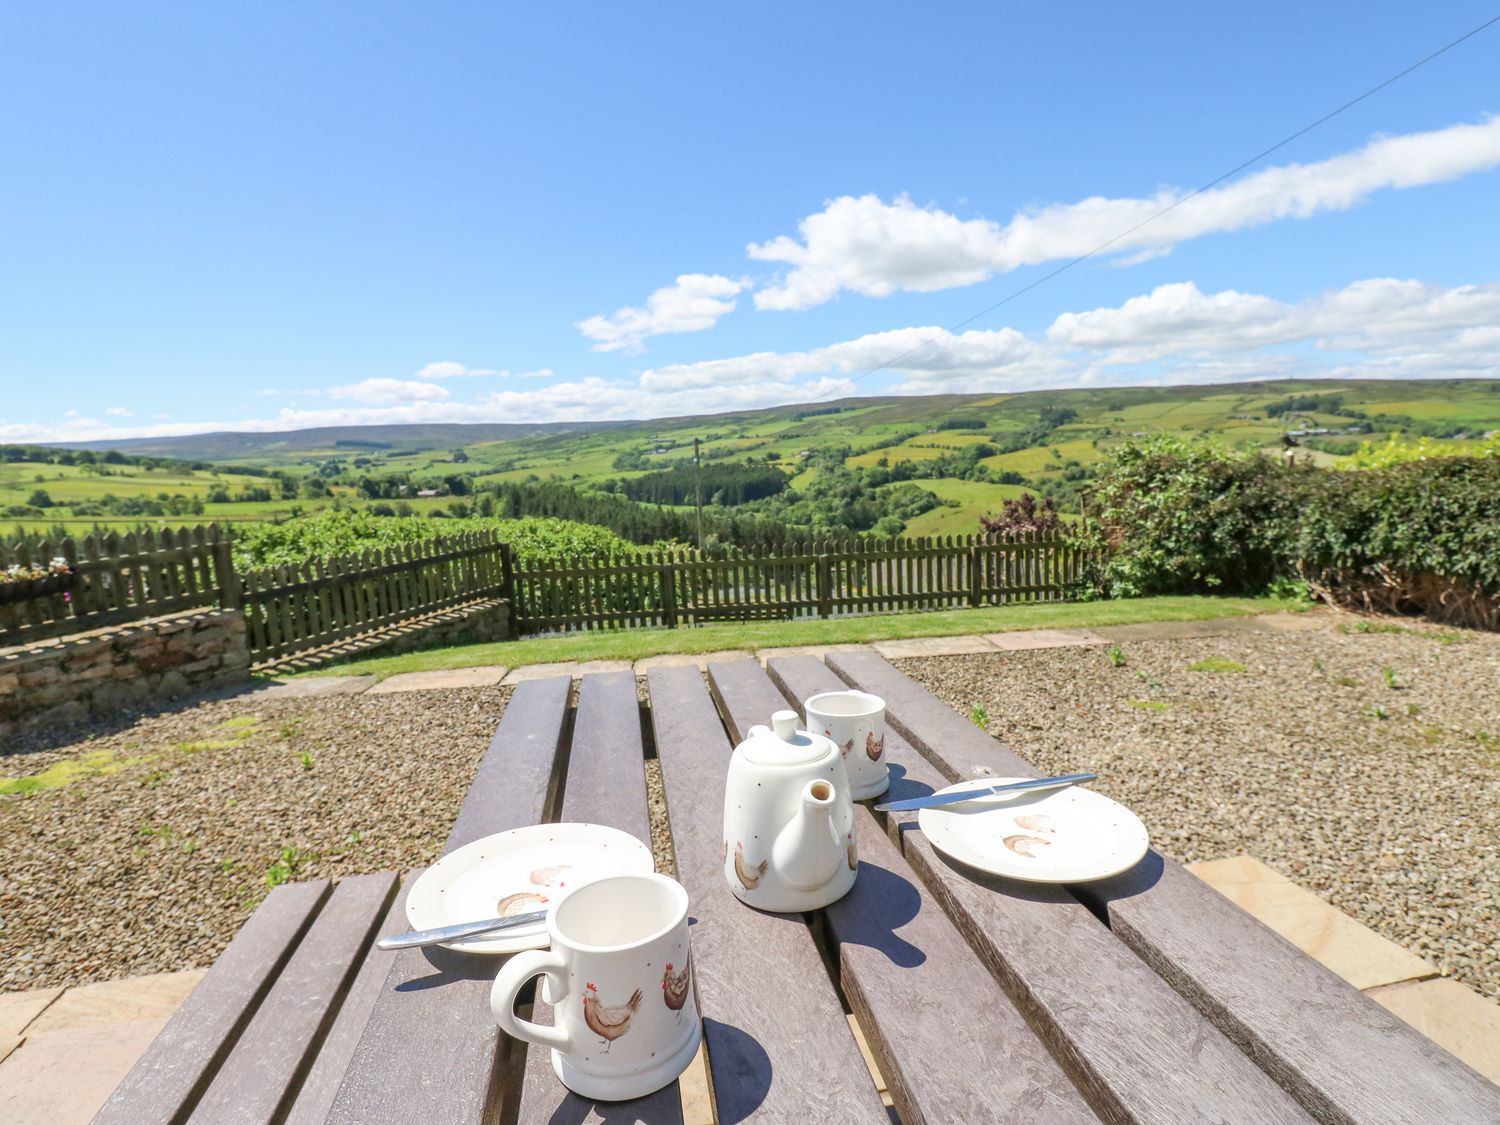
[1081, 437, 1500, 627]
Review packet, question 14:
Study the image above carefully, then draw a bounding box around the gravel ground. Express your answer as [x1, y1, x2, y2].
[0, 686, 507, 991]
[896, 620, 1500, 1002]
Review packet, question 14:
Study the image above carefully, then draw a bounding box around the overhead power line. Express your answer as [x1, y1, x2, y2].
[846, 12, 1500, 386]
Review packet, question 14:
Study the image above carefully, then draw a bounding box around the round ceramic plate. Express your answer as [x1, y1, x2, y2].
[405, 822, 654, 953]
[917, 778, 1149, 883]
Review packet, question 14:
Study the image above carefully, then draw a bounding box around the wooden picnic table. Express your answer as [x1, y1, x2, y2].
[96, 654, 1500, 1124]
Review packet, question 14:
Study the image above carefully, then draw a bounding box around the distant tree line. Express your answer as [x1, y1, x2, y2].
[1, 443, 270, 477]
[618, 463, 789, 506]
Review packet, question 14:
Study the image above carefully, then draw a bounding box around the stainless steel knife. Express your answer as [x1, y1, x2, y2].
[377, 909, 548, 951]
[874, 772, 1097, 813]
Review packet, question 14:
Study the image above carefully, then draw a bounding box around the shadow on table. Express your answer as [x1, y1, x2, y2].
[831, 860, 925, 969]
[393, 946, 500, 991]
[876, 761, 934, 805]
[701, 1019, 772, 1125]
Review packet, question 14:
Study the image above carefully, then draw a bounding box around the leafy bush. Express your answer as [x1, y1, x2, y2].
[978, 492, 1063, 535]
[1339, 432, 1500, 470]
[1079, 437, 1297, 596]
[231, 509, 638, 569]
[1082, 437, 1500, 627]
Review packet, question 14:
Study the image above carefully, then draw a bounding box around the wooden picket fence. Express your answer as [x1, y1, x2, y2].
[509, 531, 1091, 633]
[3, 525, 1092, 654]
[239, 530, 511, 663]
[0, 526, 234, 644]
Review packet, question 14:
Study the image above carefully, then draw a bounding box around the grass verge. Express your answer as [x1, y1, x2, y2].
[295, 595, 1292, 680]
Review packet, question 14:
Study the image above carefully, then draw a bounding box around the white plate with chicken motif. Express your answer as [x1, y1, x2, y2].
[405, 823, 654, 953]
[917, 778, 1149, 883]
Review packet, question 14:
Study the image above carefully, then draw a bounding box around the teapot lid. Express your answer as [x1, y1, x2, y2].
[740, 709, 833, 767]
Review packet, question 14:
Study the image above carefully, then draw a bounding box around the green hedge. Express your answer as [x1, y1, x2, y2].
[1083, 438, 1500, 625]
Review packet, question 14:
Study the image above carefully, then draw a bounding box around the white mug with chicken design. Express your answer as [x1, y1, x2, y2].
[491, 872, 701, 1101]
[805, 689, 889, 800]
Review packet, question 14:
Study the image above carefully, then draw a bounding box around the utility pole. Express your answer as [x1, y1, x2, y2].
[693, 437, 705, 552]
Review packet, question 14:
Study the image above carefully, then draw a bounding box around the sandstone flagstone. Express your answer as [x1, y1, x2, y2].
[364, 666, 507, 694]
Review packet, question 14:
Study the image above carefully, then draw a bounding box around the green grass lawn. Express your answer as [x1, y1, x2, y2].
[300, 594, 1292, 679]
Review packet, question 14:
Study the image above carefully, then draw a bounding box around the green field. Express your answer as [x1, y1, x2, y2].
[12, 378, 1499, 547]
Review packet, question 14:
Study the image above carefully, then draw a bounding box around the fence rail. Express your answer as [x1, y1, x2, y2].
[509, 531, 1089, 634]
[240, 531, 510, 663]
[0, 526, 232, 644]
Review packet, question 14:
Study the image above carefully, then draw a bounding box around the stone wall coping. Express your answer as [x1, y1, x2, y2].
[0, 607, 242, 663]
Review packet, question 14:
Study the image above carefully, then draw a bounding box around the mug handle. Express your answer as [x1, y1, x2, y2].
[491, 950, 573, 1053]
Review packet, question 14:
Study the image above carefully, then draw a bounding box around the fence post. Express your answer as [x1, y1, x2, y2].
[659, 560, 678, 628]
[213, 526, 241, 611]
[498, 537, 516, 609]
[816, 552, 832, 619]
[968, 540, 981, 608]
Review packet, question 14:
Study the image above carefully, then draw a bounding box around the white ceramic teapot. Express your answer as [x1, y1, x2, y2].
[722, 709, 857, 913]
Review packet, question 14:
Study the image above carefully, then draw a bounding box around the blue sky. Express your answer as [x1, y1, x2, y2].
[3, 3, 1499, 441]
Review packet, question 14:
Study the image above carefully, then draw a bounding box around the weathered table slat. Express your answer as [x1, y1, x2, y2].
[810, 653, 1310, 1123]
[514, 671, 684, 1125]
[189, 872, 399, 1124]
[651, 663, 888, 1123]
[327, 676, 572, 1124]
[826, 648, 1500, 1123]
[283, 871, 421, 1125]
[1076, 855, 1500, 1124]
[764, 654, 1099, 1124]
[93, 880, 331, 1124]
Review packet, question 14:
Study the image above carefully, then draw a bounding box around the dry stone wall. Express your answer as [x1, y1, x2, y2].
[0, 608, 249, 743]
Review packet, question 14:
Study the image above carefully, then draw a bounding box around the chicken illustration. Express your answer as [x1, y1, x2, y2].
[529, 865, 573, 887]
[1003, 834, 1051, 858]
[865, 730, 884, 761]
[825, 730, 854, 757]
[1013, 814, 1056, 834]
[496, 891, 547, 916]
[661, 955, 692, 1018]
[846, 831, 858, 871]
[733, 842, 769, 889]
[582, 983, 642, 1051]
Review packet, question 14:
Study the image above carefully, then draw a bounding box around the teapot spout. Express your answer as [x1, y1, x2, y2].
[772, 779, 845, 891]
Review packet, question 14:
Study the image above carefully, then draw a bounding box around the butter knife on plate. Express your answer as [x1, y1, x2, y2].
[874, 772, 1097, 813]
[378, 909, 548, 951]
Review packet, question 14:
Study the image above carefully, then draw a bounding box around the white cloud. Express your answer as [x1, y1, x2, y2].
[105, 406, 132, 417]
[641, 325, 1060, 393]
[13, 275, 1499, 445]
[577, 274, 749, 353]
[415, 361, 555, 380]
[416, 361, 506, 379]
[326, 378, 452, 404]
[1047, 278, 1500, 368]
[643, 275, 1500, 393]
[750, 117, 1500, 309]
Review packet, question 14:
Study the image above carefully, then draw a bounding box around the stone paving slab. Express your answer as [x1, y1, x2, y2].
[1189, 856, 1435, 991]
[872, 634, 997, 659]
[1090, 618, 1267, 642]
[634, 650, 752, 674]
[1367, 978, 1500, 1083]
[1253, 610, 1337, 632]
[982, 628, 1106, 651]
[755, 643, 872, 665]
[0, 1016, 167, 1125]
[252, 675, 376, 699]
[500, 659, 634, 685]
[364, 666, 508, 694]
[26, 970, 204, 1034]
[0, 988, 61, 1039]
